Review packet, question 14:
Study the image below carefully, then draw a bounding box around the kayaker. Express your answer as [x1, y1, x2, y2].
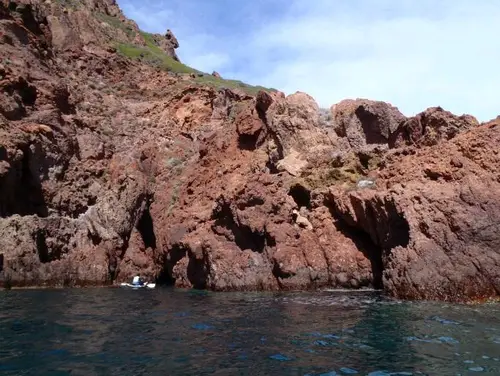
[132, 275, 143, 286]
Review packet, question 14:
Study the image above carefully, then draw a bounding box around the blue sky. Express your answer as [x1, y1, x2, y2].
[117, 0, 500, 121]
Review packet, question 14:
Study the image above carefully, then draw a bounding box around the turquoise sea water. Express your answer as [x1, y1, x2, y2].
[0, 288, 499, 375]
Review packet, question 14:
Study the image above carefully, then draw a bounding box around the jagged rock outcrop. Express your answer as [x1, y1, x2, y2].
[331, 99, 406, 150]
[0, 0, 498, 302]
[146, 29, 180, 61]
[1, 0, 180, 59]
[83, 0, 122, 17]
[153, 168, 375, 291]
[0, 0, 163, 286]
[328, 121, 500, 301]
[146, 88, 377, 291]
[263, 91, 345, 176]
[389, 106, 479, 148]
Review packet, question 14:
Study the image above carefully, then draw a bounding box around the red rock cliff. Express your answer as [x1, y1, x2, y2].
[0, 0, 498, 302]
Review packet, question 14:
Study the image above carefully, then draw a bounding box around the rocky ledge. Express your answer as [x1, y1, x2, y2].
[0, 0, 499, 302]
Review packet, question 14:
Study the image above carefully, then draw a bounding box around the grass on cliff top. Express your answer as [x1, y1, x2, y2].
[117, 43, 199, 74]
[117, 42, 275, 94]
[116, 31, 275, 94]
[95, 9, 276, 95]
[193, 74, 276, 96]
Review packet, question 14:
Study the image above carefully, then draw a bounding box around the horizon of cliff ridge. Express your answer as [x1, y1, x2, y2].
[87, 4, 278, 96]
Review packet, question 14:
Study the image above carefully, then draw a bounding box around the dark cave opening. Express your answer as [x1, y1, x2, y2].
[324, 197, 411, 290]
[358, 152, 372, 170]
[19, 147, 48, 217]
[238, 132, 261, 151]
[156, 244, 209, 290]
[265, 160, 280, 174]
[288, 184, 311, 209]
[35, 229, 65, 265]
[355, 106, 387, 145]
[187, 257, 208, 290]
[385, 210, 411, 249]
[88, 230, 102, 246]
[266, 232, 276, 248]
[0, 146, 48, 218]
[53, 86, 75, 115]
[333, 219, 384, 289]
[6, 2, 46, 36]
[0, 254, 4, 273]
[36, 230, 50, 264]
[156, 244, 186, 286]
[272, 260, 293, 280]
[212, 200, 267, 253]
[136, 208, 156, 250]
[13, 77, 37, 106]
[107, 251, 118, 282]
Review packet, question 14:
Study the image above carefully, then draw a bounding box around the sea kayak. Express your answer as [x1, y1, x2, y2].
[120, 282, 156, 289]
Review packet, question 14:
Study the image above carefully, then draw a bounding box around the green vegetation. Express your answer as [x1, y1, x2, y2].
[193, 74, 276, 96]
[140, 31, 162, 53]
[96, 11, 276, 95]
[301, 154, 366, 190]
[301, 151, 383, 191]
[116, 42, 275, 94]
[303, 166, 362, 190]
[117, 43, 199, 74]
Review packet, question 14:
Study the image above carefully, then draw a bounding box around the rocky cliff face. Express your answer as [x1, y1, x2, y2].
[1, 0, 498, 302]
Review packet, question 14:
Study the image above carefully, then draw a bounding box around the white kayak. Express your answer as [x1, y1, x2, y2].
[120, 282, 156, 289]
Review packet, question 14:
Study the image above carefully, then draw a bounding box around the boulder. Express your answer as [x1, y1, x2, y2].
[389, 106, 479, 148]
[331, 99, 406, 150]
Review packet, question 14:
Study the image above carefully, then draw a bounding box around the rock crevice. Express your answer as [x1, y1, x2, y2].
[0, 0, 498, 302]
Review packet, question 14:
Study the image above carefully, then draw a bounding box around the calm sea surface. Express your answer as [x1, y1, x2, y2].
[0, 288, 499, 375]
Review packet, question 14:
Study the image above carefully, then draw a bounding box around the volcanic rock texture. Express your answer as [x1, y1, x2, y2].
[1, 0, 499, 302]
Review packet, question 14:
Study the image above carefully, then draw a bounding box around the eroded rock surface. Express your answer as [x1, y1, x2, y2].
[389, 106, 479, 148]
[0, 0, 498, 302]
[329, 122, 500, 301]
[331, 99, 405, 151]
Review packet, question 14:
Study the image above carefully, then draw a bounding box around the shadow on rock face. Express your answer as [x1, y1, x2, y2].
[156, 244, 187, 286]
[238, 132, 261, 151]
[333, 219, 384, 289]
[187, 257, 208, 290]
[0, 145, 48, 218]
[8, 2, 46, 36]
[288, 183, 311, 209]
[212, 199, 267, 253]
[36, 230, 50, 263]
[136, 207, 156, 250]
[157, 243, 210, 289]
[324, 193, 411, 290]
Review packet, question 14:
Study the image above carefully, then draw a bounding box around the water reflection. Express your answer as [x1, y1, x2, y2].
[0, 288, 499, 375]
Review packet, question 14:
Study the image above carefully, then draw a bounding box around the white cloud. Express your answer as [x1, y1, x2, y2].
[185, 52, 230, 73]
[248, 0, 500, 120]
[118, 0, 500, 121]
[119, 2, 174, 33]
